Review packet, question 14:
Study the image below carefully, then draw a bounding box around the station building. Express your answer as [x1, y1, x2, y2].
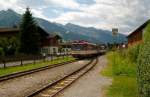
[40, 34, 62, 55]
[127, 19, 150, 47]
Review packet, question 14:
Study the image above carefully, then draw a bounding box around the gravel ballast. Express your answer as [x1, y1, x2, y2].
[0, 60, 90, 97]
[56, 56, 112, 97]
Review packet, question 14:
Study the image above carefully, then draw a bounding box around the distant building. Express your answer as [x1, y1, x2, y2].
[0, 26, 62, 55]
[0, 26, 48, 39]
[60, 40, 98, 54]
[127, 19, 150, 46]
[0, 28, 19, 38]
[60, 42, 72, 54]
[41, 34, 62, 55]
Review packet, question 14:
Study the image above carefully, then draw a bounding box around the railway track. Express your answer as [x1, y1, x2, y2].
[0, 60, 78, 82]
[27, 57, 98, 97]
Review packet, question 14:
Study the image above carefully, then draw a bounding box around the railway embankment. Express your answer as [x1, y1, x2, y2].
[0, 56, 74, 77]
[0, 59, 90, 97]
[28, 58, 97, 97]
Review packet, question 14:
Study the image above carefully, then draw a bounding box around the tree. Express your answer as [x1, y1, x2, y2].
[19, 8, 41, 55]
[137, 22, 150, 97]
[0, 47, 4, 56]
[0, 37, 18, 56]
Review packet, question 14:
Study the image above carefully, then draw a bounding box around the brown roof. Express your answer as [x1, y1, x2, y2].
[47, 34, 62, 39]
[127, 19, 150, 38]
[0, 28, 19, 33]
[0, 27, 62, 40]
[60, 42, 72, 46]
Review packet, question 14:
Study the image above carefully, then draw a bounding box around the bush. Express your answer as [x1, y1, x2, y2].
[0, 37, 18, 56]
[127, 44, 140, 63]
[107, 52, 136, 76]
[137, 23, 150, 97]
[117, 44, 140, 64]
[104, 52, 138, 97]
[0, 47, 4, 56]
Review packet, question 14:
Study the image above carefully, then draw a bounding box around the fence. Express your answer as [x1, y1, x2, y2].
[0, 54, 70, 68]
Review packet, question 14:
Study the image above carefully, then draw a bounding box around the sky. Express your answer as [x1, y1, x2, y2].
[0, 0, 150, 35]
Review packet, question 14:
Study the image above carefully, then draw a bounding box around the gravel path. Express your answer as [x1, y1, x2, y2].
[0, 60, 90, 97]
[56, 56, 112, 97]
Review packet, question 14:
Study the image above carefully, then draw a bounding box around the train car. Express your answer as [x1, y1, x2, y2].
[71, 40, 105, 58]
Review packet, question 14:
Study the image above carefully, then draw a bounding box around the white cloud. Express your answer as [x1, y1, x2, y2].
[31, 9, 50, 20]
[0, 0, 150, 35]
[44, 0, 79, 9]
[0, 0, 25, 14]
[52, 0, 150, 34]
[0, 0, 49, 19]
[0, 0, 17, 10]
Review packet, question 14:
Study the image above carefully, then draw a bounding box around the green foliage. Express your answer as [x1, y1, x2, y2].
[102, 52, 138, 97]
[19, 8, 41, 55]
[108, 76, 137, 97]
[127, 44, 140, 63]
[0, 47, 4, 56]
[137, 23, 150, 97]
[102, 40, 142, 97]
[0, 37, 18, 56]
[108, 52, 137, 77]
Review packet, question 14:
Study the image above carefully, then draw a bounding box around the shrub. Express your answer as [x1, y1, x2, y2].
[108, 52, 136, 76]
[0, 37, 18, 56]
[127, 44, 140, 63]
[117, 44, 140, 64]
[104, 52, 138, 97]
[0, 47, 4, 56]
[137, 23, 150, 97]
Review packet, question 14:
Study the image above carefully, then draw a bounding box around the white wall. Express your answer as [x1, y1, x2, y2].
[41, 46, 59, 55]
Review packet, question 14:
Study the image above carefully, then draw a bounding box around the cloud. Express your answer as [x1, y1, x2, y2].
[0, 0, 150, 35]
[0, 0, 50, 20]
[52, 0, 150, 34]
[44, 0, 79, 9]
[0, 0, 18, 10]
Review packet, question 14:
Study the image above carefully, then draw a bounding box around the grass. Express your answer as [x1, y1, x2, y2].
[108, 76, 137, 97]
[101, 52, 138, 97]
[0, 56, 75, 77]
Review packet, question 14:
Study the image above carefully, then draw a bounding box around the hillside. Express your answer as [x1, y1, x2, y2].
[0, 9, 127, 44]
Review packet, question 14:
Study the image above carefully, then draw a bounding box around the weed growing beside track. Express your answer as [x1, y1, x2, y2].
[0, 56, 75, 77]
[101, 52, 138, 97]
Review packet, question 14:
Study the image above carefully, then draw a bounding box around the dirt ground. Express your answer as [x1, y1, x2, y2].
[56, 56, 112, 97]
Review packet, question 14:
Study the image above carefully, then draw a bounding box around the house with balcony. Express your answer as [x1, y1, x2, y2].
[40, 34, 62, 55]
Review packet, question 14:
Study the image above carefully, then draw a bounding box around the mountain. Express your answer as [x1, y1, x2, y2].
[0, 9, 127, 44]
[0, 9, 21, 27]
[62, 23, 126, 43]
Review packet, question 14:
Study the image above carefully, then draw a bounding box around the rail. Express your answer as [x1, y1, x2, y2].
[27, 57, 98, 97]
[0, 59, 78, 82]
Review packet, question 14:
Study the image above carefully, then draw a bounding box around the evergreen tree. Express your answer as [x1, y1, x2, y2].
[137, 21, 150, 97]
[19, 8, 41, 55]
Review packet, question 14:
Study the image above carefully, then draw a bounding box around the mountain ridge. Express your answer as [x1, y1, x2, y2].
[0, 9, 127, 44]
